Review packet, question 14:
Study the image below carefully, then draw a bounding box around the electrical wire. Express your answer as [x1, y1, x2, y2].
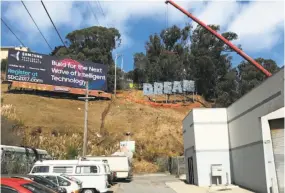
[96, 1, 109, 27]
[21, 0, 53, 51]
[41, 0, 66, 47]
[87, 1, 100, 26]
[165, 3, 168, 30]
[1, 18, 26, 47]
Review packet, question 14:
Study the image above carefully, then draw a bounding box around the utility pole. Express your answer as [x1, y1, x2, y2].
[114, 53, 122, 97]
[114, 54, 117, 97]
[78, 81, 95, 157]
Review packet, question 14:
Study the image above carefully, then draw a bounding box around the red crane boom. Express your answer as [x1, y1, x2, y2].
[165, 0, 272, 77]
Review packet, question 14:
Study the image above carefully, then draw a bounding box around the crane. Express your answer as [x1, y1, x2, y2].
[165, 0, 272, 77]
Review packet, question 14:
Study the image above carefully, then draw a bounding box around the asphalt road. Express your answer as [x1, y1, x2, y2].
[113, 174, 179, 193]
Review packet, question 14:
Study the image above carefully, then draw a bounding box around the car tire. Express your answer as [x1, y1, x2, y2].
[82, 189, 95, 193]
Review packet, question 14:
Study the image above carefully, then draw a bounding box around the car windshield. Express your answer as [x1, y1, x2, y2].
[22, 181, 56, 193]
[60, 174, 81, 184]
[31, 175, 58, 189]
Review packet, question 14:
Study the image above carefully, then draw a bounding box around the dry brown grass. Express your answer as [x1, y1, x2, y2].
[1, 84, 208, 172]
[133, 158, 159, 173]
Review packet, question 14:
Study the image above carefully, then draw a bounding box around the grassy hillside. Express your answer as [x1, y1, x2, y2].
[1, 83, 208, 173]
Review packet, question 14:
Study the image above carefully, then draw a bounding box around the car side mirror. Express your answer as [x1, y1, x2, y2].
[63, 182, 68, 186]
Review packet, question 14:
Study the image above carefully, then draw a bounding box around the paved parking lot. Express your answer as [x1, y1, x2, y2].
[112, 174, 178, 193]
[111, 174, 254, 193]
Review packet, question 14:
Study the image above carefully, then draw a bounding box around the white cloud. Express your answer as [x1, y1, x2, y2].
[227, 1, 284, 52]
[2, 0, 284, 54]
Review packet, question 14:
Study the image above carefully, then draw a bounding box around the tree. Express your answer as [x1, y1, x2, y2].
[215, 68, 239, 107]
[1, 59, 7, 73]
[51, 26, 122, 92]
[133, 24, 192, 84]
[190, 25, 239, 100]
[237, 58, 280, 96]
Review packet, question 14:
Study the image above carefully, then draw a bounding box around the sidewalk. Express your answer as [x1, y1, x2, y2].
[165, 181, 255, 193]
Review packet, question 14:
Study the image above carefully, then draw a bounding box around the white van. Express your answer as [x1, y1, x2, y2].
[83, 157, 114, 184]
[29, 160, 109, 193]
[85, 156, 131, 180]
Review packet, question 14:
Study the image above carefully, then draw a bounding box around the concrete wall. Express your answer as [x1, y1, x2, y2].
[183, 110, 199, 184]
[196, 151, 231, 186]
[227, 68, 284, 193]
[183, 109, 231, 186]
[192, 109, 231, 186]
[261, 107, 284, 193]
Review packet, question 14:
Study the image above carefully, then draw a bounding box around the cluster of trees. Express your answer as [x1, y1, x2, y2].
[127, 24, 280, 107]
[1, 24, 280, 107]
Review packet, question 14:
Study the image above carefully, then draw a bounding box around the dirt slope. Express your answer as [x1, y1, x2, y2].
[1, 84, 208, 172]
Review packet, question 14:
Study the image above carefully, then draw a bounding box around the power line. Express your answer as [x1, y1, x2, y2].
[41, 0, 66, 47]
[1, 18, 26, 47]
[21, 0, 53, 51]
[87, 1, 100, 26]
[96, 1, 109, 27]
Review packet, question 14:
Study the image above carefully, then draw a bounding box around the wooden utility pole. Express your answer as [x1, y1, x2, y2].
[78, 81, 95, 156]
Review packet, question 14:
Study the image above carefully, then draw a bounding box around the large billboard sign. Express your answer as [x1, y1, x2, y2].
[6, 49, 107, 91]
[143, 80, 195, 95]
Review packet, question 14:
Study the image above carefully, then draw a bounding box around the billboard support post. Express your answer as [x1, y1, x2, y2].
[78, 81, 95, 156]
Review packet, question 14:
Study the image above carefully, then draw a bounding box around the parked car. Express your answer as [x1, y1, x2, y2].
[1, 177, 56, 193]
[29, 159, 107, 193]
[11, 174, 67, 193]
[41, 174, 82, 193]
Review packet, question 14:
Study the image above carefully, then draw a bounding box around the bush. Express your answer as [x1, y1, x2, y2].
[1, 59, 7, 73]
[66, 145, 79, 159]
[1, 115, 23, 146]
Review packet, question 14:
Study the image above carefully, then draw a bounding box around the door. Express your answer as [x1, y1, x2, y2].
[188, 157, 194, 184]
[269, 118, 284, 193]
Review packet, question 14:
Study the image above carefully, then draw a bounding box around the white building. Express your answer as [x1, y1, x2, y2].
[0, 46, 29, 60]
[183, 68, 284, 193]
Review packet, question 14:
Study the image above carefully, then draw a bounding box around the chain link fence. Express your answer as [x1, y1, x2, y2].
[155, 156, 185, 177]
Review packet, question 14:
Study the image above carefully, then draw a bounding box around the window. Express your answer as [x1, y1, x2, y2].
[53, 166, 73, 174]
[44, 176, 58, 186]
[21, 182, 55, 193]
[57, 176, 71, 186]
[31, 166, 49, 173]
[75, 166, 98, 174]
[104, 165, 107, 173]
[1, 186, 18, 193]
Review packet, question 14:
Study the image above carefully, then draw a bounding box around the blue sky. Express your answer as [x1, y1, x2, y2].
[1, 0, 284, 72]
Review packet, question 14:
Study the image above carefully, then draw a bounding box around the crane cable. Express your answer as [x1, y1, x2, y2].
[21, 0, 53, 51]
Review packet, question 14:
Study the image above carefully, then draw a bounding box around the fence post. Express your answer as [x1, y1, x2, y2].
[177, 156, 180, 177]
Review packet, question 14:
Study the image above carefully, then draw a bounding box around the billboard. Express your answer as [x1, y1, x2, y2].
[143, 80, 195, 95]
[6, 49, 108, 91]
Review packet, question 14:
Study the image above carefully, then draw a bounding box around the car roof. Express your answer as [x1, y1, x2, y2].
[34, 159, 105, 165]
[31, 173, 64, 177]
[1, 178, 32, 185]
